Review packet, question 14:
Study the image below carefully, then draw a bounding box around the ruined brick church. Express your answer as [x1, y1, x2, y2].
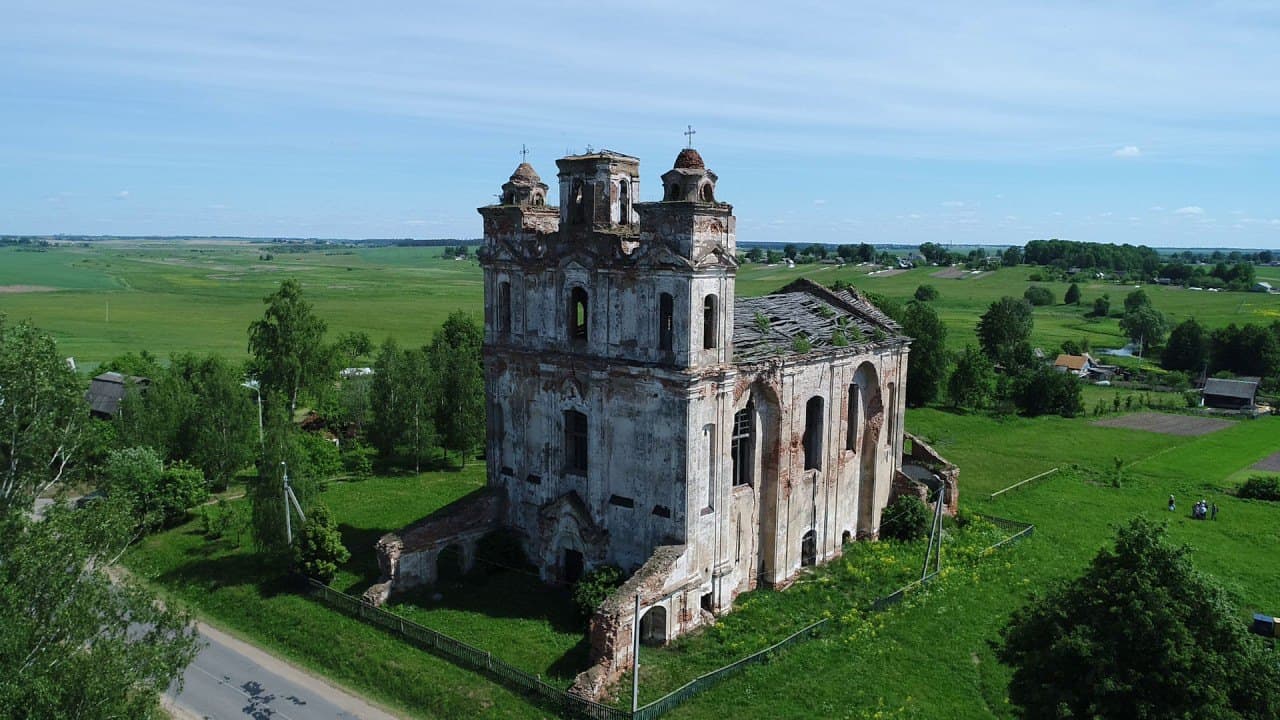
[369, 146, 956, 694]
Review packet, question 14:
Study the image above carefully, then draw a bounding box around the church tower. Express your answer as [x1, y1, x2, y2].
[634, 147, 737, 368]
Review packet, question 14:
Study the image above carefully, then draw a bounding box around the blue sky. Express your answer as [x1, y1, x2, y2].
[3, 1, 1279, 248]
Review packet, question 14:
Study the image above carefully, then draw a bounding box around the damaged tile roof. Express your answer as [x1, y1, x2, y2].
[733, 278, 906, 362]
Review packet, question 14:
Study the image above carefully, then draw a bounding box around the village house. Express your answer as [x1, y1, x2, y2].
[1202, 377, 1260, 410]
[85, 371, 149, 419]
[365, 146, 956, 696]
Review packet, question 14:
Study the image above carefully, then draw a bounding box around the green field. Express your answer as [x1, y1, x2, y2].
[4, 243, 1278, 368]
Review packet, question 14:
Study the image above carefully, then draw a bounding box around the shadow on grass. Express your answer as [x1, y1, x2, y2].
[389, 567, 591, 681]
[159, 544, 297, 600]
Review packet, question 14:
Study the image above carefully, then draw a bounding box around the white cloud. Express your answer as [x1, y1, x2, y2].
[116, 190, 129, 199]
[941, 200, 965, 208]
[1174, 206, 1204, 215]
[1150, 205, 1165, 212]
[813, 199, 827, 206]
[1112, 145, 1141, 158]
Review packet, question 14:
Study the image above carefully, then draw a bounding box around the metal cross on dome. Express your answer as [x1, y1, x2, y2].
[684, 125, 696, 148]
[519, 144, 529, 163]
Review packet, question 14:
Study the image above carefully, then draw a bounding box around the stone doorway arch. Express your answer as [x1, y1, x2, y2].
[639, 606, 667, 646]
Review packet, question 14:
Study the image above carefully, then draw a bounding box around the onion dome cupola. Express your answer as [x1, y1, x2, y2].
[661, 148, 719, 203]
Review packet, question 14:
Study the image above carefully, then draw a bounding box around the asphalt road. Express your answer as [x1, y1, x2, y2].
[167, 622, 401, 720]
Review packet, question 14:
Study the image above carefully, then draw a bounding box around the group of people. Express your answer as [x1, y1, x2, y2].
[1169, 495, 1218, 520]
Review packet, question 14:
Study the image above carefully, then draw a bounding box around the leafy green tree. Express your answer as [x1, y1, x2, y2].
[782, 243, 798, 260]
[1211, 323, 1280, 378]
[1002, 246, 1023, 267]
[879, 495, 929, 541]
[432, 312, 484, 465]
[1120, 305, 1169, 355]
[368, 338, 408, 457]
[117, 354, 255, 492]
[902, 301, 948, 406]
[369, 339, 438, 470]
[100, 447, 208, 532]
[0, 318, 85, 515]
[1091, 294, 1111, 318]
[1064, 282, 1081, 305]
[293, 504, 350, 584]
[401, 347, 438, 472]
[248, 279, 333, 415]
[1009, 365, 1083, 417]
[0, 499, 199, 717]
[948, 345, 996, 409]
[247, 399, 316, 553]
[913, 284, 939, 302]
[1123, 288, 1151, 314]
[976, 296, 1034, 366]
[332, 330, 373, 368]
[1162, 317, 1210, 373]
[187, 355, 257, 491]
[1023, 285, 1055, 306]
[999, 517, 1280, 719]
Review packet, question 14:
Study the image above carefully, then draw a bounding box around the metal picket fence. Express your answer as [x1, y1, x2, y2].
[308, 513, 1035, 719]
[308, 580, 629, 720]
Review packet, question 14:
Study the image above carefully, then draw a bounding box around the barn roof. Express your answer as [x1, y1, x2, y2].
[1203, 377, 1259, 401]
[1054, 354, 1090, 371]
[86, 372, 149, 417]
[733, 278, 906, 363]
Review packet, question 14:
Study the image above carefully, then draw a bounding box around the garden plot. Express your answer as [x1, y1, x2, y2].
[1250, 451, 1280, 472]
[1092, 412, 1234, 436]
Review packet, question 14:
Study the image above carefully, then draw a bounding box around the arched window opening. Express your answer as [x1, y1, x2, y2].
[731, 402, 754, 487]
[618, 179, 630, 225]
[803, 396, 824, 471]
[800, 530, 817, 567]
[497, 281, 511, 334]
[570, 179, 585, 224]
[564, 410, 588, 476]
[700, 182, 714, 202]
[639, 607, 667, 646]
[658, 293, 674, 351]
[703, 294, 718, 349]
[569, 287, 589, 341]
[845, 383, 859, 451]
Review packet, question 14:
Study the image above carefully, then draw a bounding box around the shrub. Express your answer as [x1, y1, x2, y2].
[879, 495, 930, 542]
[341, 440, 376, 479]
[572, 565, 625, 618]
[1024, 285, 1055, 306]
[294, 504, 350, 584]
[914, 284, 940, 302]
[1238, 476, 1280, 501]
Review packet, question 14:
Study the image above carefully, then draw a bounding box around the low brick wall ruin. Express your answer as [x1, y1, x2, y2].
[570, 544, 703, 700]
[894, 432, 959, 516]
[365, 489, 504, 605]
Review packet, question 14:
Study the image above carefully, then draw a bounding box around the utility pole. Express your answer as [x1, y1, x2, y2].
[281, 461, 306, 545]
[242, 380, 263, 446]
[632, 593, 642, 712]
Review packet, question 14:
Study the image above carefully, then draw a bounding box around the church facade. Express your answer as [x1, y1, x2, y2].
[370, 146, 951, 695]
